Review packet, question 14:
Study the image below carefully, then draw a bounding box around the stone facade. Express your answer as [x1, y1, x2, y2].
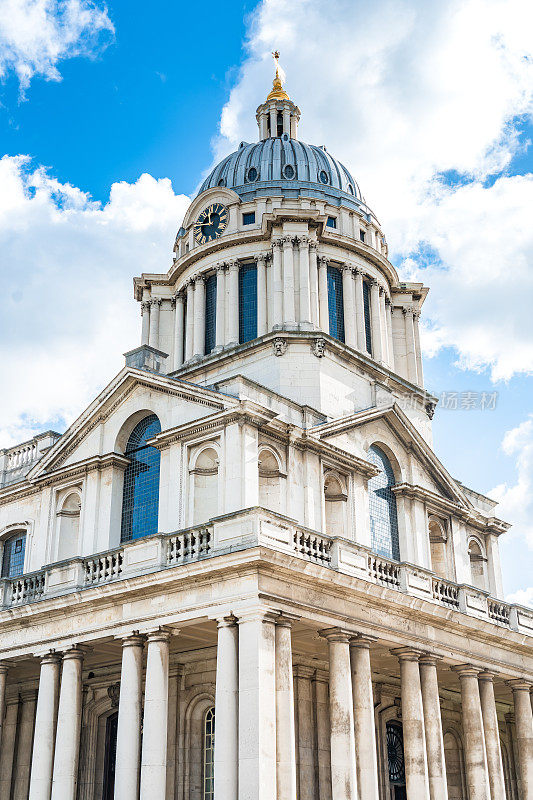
[0, 70, 532, 800]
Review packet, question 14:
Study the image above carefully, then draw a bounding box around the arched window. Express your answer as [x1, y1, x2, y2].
[203, 707, 215, 800]
[1, 531, 26, 578]
[204, 273, 217, 355]
[239, 264, 257, 343]
[324, 473, 347, 537]
[367, 445, 400, 561]
[327, 266, 345, 342]
[57, 492, 81, 561]
[387, 722, 406, 799]
[444, 730, 466, 800]
[120, 414, 162, 542]
[191, 447, 219, 524]
[362, 279, 372, 354]
[468, 539, 487, 591]
[258, 448, 283, 513]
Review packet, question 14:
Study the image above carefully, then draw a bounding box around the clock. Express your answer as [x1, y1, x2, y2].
[194, 203, 229, 244]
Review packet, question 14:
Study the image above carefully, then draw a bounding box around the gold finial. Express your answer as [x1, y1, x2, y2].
[267, 50, 289, 101]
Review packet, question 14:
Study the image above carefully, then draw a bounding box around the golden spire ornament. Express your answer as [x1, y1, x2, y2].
[267, 50, 289, 101]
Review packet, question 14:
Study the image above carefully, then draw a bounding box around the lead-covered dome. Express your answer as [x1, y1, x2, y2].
[198, 138, 364, 210]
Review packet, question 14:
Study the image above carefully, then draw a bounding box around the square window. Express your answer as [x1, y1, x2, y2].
[242, 212, 255, 225]
[326, 216, 337, 229]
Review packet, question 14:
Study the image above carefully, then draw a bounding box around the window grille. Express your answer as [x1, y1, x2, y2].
[204, 274, 217, 355]
[239, 264, 257, 344]
[387, 723, 405, 784]
[120, 415, 162, 543]
[367, 445, 400, 561]
[327, 266, 345, 342]
[363, 280, 372, 355]
[203, 707, 215, 800]
[1, 532, 26, 578]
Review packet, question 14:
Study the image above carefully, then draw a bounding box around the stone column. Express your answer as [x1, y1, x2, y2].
[342, 267, 357, 348]
[385, 299, 395, 370]
[114, 634, 144, 800]
[271, 240, 283, 329]
[140, 628, 171, 800]
[379, 288, 389, 364]
[185, 281, 194, 361]
[294, 666, 315, 800]
[404, 308, 418, 384]
[269, 107, 277, 138]
[275, 616, 297, 800]
[350, 636, 379, 800]
[149, 298, 161, 350]
[419, 655, 448, 800]
[238, 608, 277, 800]
[214, 616, 239, 800]
[478, 672, 506, 800]
[282, 236, 296, 325]
[215, 264, 226, 349]
[0, 662, 8, 747]
[141, 301, 150, 346]
[452, 665, 490, 800]
[321, 628, 357, 800]
[193, 274, 205, 358]
[369, 281, 383, 362]
[413, 310, 424, 386]
[0, 696, 19, 798]
[354, 269, 366, 352]
[257, 254, 268, 336]
[50, 646, 85, 800]
[227, 261, 240, 345]
[309, 241, 319, 328]
[13, 689, 37, 800]
[508, 679, 533, 800]
[318, 256, 329, 333]
[298, 236, 311, 327]
[172, 294, 184, 370]
[313, 670, 332, 800]
[393, 648, 430, 800]
[28, 653, 61, 800]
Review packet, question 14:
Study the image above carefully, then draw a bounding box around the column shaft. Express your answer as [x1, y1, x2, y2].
[394, 648, 430, 800]
[140, 629, 171, 800]
[149, 299, 161, 350]
[509, 680, 533, 800]
[379, 288, 389, 363]
[478, 672, 506, 800]
[114, 635, 144, 800]
[404, 309, 418, 384]
[354, 270, 366, 352]
[29, 654, 61, 800]
[419, 656, 448, 800]
[323, 630, 357, 800]
[0, 663, 7, 749]
[214, 617, 239, 800]
[318, 257, 329, 333]
[227, 263, 240, 344]
[13, 691, 37, 800]
[350, 638, 379, 800]
[185, 282, 194, 361]
[313, 671, 332, 800]
[215, 266, 226, 348]
[257, 255, 268, 336]
[272, 241, 283, 329]
[0, 698, 19, 799]
[141, 302, 150, 346]
[50, 647, 85, 800]
[193, 275, 205, 357]
[369, 282, 383, 362]
[413, 311, 424, 386]
[275, 620, 297, 800]
[453, 666, 491, 800]
[172, 294, 184, 370]
[298, 237, 311, 326]
[294, 667, 315, 800]
[342, 267, 357, 348]
[386, 300, 395, 370]
[282, 237, 296, 325]
[309, 242, 319, 328]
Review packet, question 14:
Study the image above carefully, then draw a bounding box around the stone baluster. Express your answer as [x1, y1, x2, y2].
[350, 636, 379, 800]
[282, 236, 296, 325]
[28, 653, 61, 800]
[271, 240, 283, 330]
[215, 264, 226, 350]
[321, 628, 357, 800]
[114, 634, 145, 800]
[342, 266, 357, 348]
[13, 690, 37, 800]
[149, 298, 161, 350]
[193, 274, 206, 358]
[227, 261, 240, 345]
[214, 616, 239, 800]
[452, 665, 491, 800]
[369, 281, 383, 362]
[318, 256, 329, 333]
[275, 615, 297, 800]
[172, 294, 184, 370]
[309, 240, 319, 328]
[140, 628, 171, 800]
[141, 301, 150, 346]
[392, 648, 430, 800]
[185, 281, 194, 361]
[478, 671, 506, 800]
[419, 655, 448, 800]
[508, 679, 533, 800]
[257, 254, 268, 337]
[50, 646, 86, 800]
[297, 236, 311, 327]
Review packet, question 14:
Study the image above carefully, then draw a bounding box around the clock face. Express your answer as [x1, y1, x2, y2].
[194, 203, 228, 244]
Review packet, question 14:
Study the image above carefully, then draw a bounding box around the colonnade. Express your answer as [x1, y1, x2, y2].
[3, 622, 530, 800]
[140, 237, 423, 385]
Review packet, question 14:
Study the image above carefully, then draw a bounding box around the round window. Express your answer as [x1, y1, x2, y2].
[247, 167, 258, 182]
[319, 170, 329, 184]
[283, 164, 295, 179]
[217, 178, 226, 187]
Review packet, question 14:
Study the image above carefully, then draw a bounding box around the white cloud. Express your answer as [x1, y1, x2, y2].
[507, 587, 533, 608]
[491, 414, 533, 549]
[0, 155, 190, 448]
[0, 0, 114, 93]
[214, 0, 533, 380]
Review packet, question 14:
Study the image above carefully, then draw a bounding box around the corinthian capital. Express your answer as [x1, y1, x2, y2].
[272, 238, 283, 250]
[297, 234, 310, 248]
[282, 234, 294, 246]
[150, 297, 162, 307]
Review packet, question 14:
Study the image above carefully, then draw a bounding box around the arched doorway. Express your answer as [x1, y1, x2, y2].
[102, 711, 118, 800]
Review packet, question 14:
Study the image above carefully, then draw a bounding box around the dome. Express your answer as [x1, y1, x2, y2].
[197, 138, 365, 210]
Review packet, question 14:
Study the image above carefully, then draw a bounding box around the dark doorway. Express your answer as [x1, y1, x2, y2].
[387, 721, 407, 800]
[102, 712, 118, 800]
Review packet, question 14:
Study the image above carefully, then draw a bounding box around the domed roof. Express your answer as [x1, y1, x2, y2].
[197, 137, 365, 209]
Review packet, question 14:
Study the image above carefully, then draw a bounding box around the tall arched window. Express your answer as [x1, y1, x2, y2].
[362, 279, 372, 354]
[367, 445, 400, 561]
[1, 531, 26, 577]
[327, 266, 345, 342]
[120, 414, 162, 543]
[239, 264, 257, 343]
[204, 273, 217, 355]
[203, 707, 215, 800]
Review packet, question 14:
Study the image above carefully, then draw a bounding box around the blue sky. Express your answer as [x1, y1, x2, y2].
[0, 0, 532, 600]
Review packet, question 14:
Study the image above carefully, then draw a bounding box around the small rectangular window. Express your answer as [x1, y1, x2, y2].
[326, 216, 337, 229]
[359, 229, 366, 243]
[242, 212, 255, 225]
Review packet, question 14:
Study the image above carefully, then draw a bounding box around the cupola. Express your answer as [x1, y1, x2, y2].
[255, 51, 301, 140]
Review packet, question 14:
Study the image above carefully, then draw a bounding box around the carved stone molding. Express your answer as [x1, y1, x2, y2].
[311, 338, 326, 358]
[107, 681, 120, 708]
[272, 337, 288, 357]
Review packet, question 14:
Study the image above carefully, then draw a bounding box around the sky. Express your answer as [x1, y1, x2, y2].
[0, 0, 532, 602]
